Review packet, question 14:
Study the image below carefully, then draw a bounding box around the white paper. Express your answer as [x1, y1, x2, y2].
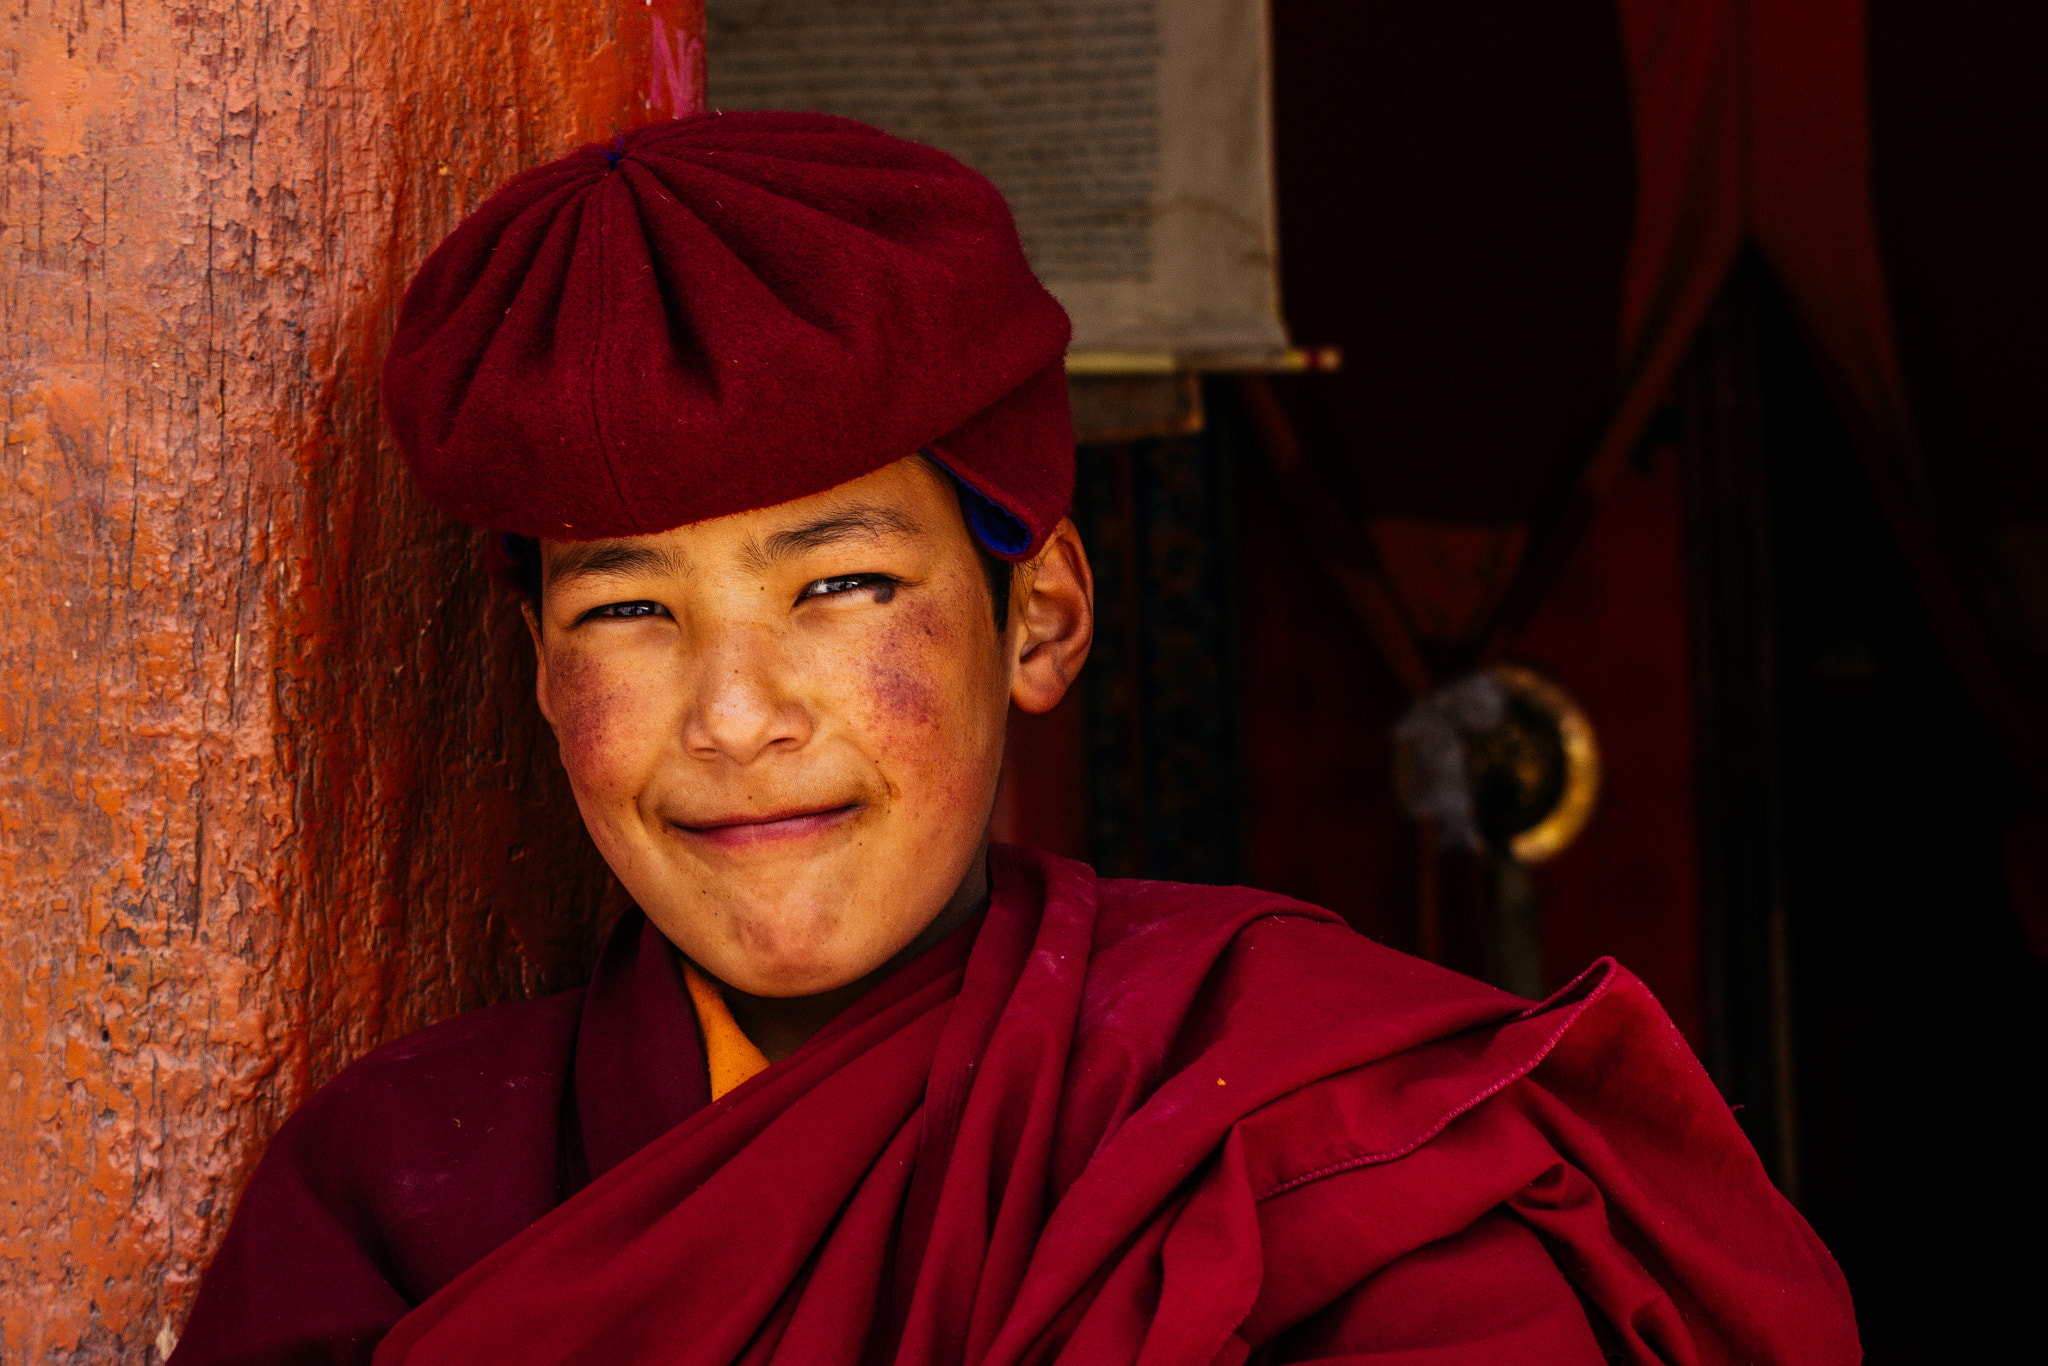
[706, 0, 1290, 357]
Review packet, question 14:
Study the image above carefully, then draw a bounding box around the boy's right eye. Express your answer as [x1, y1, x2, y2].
[582, 600, 668, 622]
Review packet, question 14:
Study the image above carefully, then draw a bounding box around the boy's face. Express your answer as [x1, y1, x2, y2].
[528, 456, 1090, 999]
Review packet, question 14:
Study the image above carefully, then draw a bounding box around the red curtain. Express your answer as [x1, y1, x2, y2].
[1256, 0, 1723, 1023]
[1262, 0, 2047, 950]
[1755, 0, 2048, 803]
[1754, 0, 2048, 948]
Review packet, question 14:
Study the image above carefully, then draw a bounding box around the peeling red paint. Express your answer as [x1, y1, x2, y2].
[0, 3, 704, 1357]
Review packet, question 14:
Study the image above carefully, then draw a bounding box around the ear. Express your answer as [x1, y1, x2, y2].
[1008, 518, 1094, 715]
[522, 599, 557, 727]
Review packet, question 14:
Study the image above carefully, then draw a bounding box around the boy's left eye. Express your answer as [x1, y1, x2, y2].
[798, 574, 897, 605]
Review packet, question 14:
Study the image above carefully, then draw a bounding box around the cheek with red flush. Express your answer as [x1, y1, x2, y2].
[859, 600, 958, 731]
[545, 648, 645, 792]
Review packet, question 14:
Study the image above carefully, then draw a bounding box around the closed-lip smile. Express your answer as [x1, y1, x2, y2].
[671, 803, 861, 848]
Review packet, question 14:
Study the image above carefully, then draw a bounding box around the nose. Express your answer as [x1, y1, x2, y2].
[679, 621, 812, 765]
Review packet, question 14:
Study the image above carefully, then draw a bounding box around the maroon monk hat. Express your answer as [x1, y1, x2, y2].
[382, 111, 1073, 560]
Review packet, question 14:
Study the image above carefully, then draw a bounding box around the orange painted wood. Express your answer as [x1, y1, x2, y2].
[1, 3, 703, 1356]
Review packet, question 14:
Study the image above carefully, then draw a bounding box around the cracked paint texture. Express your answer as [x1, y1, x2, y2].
[0, 2, 706, 1358]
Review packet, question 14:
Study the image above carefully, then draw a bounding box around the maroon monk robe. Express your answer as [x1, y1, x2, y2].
[172, 847, 1857, 1363]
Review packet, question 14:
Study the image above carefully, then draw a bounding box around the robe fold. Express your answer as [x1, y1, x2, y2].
[171, 846, 1857, 1364]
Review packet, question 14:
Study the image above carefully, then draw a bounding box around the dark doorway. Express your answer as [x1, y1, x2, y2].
[1691, 261, 2047, 1360]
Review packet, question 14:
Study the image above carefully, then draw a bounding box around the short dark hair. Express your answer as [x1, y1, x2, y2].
[966, 520, 1016, 631]
[508, 484, 1014, 630]
[509, 534, 543, 606]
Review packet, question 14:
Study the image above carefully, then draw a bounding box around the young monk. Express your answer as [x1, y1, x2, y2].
[170, 112, 1858, 1364]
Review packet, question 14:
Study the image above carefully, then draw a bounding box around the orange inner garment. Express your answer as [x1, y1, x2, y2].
[679, 958, 772, 1101]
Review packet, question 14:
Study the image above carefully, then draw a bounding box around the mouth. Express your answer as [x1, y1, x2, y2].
[670, 803, 862, 849]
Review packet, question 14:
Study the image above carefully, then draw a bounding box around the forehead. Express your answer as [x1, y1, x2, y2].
[539, 455, 969, 585]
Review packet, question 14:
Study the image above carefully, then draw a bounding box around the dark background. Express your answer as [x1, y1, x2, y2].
[995, 3, 2048, 1358]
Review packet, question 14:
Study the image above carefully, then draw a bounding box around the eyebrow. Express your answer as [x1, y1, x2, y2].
[742, 502, 924, 573]
[544, 541, 690, 589]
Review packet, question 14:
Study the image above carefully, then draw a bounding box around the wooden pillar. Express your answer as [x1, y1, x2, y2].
[0, 2, 704, 1356]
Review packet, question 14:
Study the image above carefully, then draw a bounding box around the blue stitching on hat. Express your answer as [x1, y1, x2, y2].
[602, 132, 626, 170]
[922, 450, 1032, 557]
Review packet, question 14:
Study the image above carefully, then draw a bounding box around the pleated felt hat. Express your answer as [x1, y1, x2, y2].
[382, 111, 1073, 559]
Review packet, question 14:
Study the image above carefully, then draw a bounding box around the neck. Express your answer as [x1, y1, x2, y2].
[717, 846, 991, 1064]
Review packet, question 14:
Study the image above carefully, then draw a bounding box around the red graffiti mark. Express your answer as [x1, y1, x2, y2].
[650, 13, 706, 119]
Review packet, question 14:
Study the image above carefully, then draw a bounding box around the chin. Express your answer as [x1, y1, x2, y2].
[688, 890, 888, 997]
[731, 960, 865, 1000]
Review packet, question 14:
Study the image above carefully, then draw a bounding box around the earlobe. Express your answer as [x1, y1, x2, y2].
[1010, 519, 1095, 715]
